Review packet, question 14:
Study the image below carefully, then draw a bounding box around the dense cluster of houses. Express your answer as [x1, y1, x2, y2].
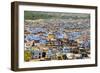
[24, 25, 90, 61]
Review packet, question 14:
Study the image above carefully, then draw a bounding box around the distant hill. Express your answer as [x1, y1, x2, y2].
[24, 11, 90, 20]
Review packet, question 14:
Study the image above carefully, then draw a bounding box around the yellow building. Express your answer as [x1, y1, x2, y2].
[31, 46, 39, 50]
[48, 33, 55, 40]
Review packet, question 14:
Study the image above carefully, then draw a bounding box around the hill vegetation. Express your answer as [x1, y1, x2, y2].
[24, 11, 90, 20]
